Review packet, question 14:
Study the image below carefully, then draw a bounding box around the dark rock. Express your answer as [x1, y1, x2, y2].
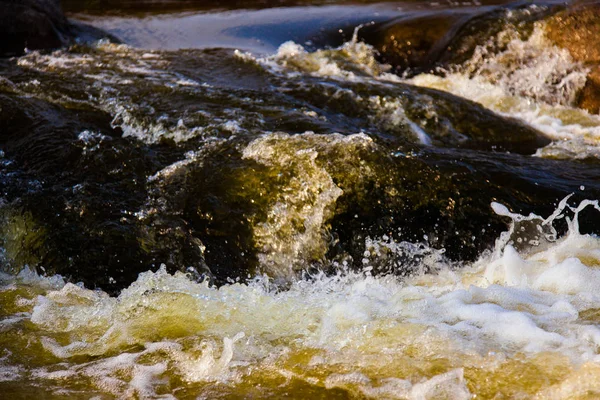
[0, 0, 69, 56]
[403, 85, 552, 153]
[284, 78, 550, 154]
[148, 131, 600, 282]
[0, 0, 117, 57]
[359, 3, 558, 75]
[0, 91, 208, 294]
[0, 44, 592, 295]
[0, 84, 597, 292]
[358, 11, 472, 74]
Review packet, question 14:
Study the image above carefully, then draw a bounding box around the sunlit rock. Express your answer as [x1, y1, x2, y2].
[359, 4, 555, 75]
[545, 3, 600, 113]
[358, 12, 467, 74]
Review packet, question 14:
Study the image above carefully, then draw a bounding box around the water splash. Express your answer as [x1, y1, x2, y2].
[407, 22, 600, 160]
[2, 197, 600, 397]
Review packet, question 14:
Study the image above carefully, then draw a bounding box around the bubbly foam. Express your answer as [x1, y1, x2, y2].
[240, 21, 600, 160]
[241, 132, 382, 278]
[14, 44, 245, 144]
[250, 26, 401, 82]
[2, 197, 600, 397]
[407, 23, 600, 160]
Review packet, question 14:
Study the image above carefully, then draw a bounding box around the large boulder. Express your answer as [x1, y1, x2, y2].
[0, 43, 593, 294]
[0, 91, 209, 294]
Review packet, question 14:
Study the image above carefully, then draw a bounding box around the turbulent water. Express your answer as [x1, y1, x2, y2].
[3, 0, 600, 398]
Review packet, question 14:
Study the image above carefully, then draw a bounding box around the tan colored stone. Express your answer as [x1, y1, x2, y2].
[577, 66, 600, 114]
[546, 4, 600, 64]
[545, 4, 600, 113]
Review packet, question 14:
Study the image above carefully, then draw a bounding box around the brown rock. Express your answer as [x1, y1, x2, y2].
[358, 12, 469, 74]
[545, 4, 600, 113]
[577, 66, 600, 114]
[546, 4, 600, 64]
[359, 4, 555, 76]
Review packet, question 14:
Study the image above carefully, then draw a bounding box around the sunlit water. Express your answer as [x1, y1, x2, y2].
[4, 197, 600, 398]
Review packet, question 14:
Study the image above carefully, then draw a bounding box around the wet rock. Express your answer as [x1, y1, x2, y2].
[398, 84, 551, 153]
[358, 11, 471, 74]
[0, 0, 70, 56]
[0, 86, 597, 292]
[286, 79, 550, 153]
[359, 3, 556, 75]
[577, 67, 600, 114]
[0, 92, 208, 294]
[0, 44, 592, 294]
[149, 132, 600, 281]
[435, 2, 554, 67]
[545, 4, 600, 64]
[0, 0, 116, 57]
[545, 3, 600, 113]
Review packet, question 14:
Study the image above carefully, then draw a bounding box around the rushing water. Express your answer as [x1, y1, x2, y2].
[3, 0, 600, 398]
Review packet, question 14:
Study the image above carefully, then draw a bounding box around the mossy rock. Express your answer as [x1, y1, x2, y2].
[149, 131, 600, 281]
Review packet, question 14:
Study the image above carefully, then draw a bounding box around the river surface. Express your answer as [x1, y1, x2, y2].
[2, 1, 600, 398]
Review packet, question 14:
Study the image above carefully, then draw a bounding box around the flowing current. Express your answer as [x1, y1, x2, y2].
[4, 199, 600, 398]
[3, 1, 600, 398]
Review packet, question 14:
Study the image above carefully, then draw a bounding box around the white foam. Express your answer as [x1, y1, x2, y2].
[240, 21, 600, 159]
[253, 33, 401, 83]
[406, 23, 600, 159]
[241, 132, 374, 278]
[3, 195, 600, 397]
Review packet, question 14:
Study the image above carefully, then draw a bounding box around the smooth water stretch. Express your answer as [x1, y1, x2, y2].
[2, 0, 600, 398]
